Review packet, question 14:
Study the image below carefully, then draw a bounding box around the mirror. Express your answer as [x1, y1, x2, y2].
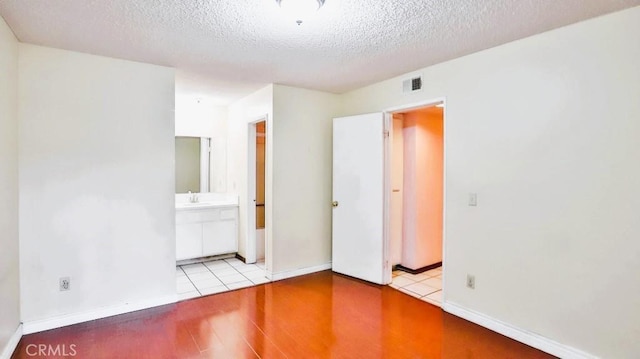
[175, 136, 210, 193]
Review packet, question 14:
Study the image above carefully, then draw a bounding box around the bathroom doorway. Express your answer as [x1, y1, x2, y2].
[387, 102, 444, 306]
[254, 121, 266, 262]
[247, 117, 268, 265]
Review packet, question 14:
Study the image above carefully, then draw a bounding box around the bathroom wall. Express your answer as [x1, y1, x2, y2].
[0, 14, 20, 357]
[227, 84, 341, 276]
[341, 7, 640, 358]
[175, 95, 228, 192]
[401, 108, 444, 269]
[271, 85, 341, 275]
[19, 44, 176, 330]
[227, 85, 273, 264]
[175, 96, 227, 137]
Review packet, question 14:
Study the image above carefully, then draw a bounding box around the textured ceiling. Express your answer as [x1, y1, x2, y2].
[1, 0, 638, 104]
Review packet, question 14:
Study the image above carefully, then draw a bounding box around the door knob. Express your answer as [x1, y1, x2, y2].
[332, 201, 339, 207]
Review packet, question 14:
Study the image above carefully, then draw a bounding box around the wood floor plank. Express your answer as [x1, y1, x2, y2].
[11, 271, 554, 358]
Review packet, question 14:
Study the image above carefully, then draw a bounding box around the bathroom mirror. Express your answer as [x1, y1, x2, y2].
[175, 136, 210, 193]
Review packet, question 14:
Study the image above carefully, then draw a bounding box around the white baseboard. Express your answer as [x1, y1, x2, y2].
[0, 324, 22, 359]
[267, 262, 332, 281]
[442, 301, 595, 359]
[22, 294, 177, 335]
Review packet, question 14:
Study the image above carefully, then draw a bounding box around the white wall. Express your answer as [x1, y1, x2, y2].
[401, 109, 444, 269]
[175, 95, 228, 192]
[271, 85, 341, 274]
[0, 15, 20, 356]
[341, 7, 640, 358]
[227, 85, 273, 264]
[175, 95, 227, 138]
[18, 44, 176, 326]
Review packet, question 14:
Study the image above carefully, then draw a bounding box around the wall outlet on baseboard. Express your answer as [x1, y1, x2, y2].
[60, 277, 71, 291]
[468, 193, 478, 206]
[466, 274, 475, 289]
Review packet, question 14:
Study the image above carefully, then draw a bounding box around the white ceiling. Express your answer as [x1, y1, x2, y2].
[1, 0, 638, 104]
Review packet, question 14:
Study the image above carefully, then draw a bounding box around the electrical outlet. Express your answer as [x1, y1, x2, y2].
[466, 274, 475, 289]
[468, 193, 478, 206]
[60, 277, 70, 291]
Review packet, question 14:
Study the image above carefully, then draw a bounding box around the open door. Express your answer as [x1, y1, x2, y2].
[332, 113, 390, 285]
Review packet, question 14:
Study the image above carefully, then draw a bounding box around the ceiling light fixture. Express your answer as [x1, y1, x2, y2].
[276, 0, 326, 25]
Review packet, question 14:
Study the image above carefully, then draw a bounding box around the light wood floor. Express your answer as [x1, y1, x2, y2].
[12, 271, 554, 358]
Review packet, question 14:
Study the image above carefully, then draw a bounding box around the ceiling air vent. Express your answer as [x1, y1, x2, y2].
[402, 76, 422, 93]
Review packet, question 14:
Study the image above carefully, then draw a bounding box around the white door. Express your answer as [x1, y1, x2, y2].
[332, 113, 390, 285]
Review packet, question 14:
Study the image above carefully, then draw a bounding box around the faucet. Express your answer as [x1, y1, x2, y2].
[188, 191, 198, 203]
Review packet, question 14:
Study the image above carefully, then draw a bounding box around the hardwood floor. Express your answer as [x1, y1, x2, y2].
[12, 271, 554, 358]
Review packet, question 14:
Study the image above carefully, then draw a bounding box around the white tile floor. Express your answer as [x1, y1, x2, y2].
[176, 258, 270, 301]
[390, 266, 442, 306]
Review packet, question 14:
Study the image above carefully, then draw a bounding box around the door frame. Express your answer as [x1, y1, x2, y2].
[199, 137, 211, 193]
[383, 97, 447, 296]
[247, 115, 268, 264]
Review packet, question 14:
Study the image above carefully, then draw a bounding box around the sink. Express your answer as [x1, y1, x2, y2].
[175, 202, 236, 210]
[175, 193, 239, 210]
[176, 202, 218, 209]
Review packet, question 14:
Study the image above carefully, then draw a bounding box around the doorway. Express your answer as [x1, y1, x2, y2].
[247, 118, 267, 265]
[331, 100, 446, 299]
[387, 103, 444, 306]
[255, 121, 266, 262]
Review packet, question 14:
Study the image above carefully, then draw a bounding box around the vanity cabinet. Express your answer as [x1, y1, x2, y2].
[176, 206, 238, 261]
[176, 223, 202, 260]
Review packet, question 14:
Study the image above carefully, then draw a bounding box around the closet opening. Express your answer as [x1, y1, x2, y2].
[388, 103, 444, 306]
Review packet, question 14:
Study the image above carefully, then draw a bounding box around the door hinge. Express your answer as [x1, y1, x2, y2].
[384, 130, 390, 138]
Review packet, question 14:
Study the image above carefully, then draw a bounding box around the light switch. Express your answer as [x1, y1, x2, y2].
[469, 193, 477, 206]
